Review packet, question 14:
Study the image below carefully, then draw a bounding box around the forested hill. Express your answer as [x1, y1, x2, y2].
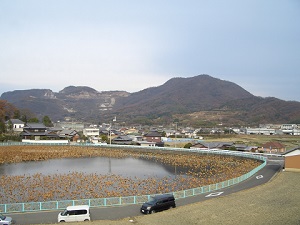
[1, 75, 300, 126]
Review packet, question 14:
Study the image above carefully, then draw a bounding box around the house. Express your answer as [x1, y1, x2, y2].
[191, 142, 234, 150]
[137, 141, 156, 147]
[144, 131, 162, 143]
[261, 142, 285, 153]
[164, 129, 175, 137]
[54, 121, 85, 131]
[124, 127, 139, 134]
[111, 135, 133, 145]
[58, 129, 79, 142]
[282, 147, 300, 171]
[234, 144, 258, 152]
[20, 123, 55, 140]
[127, 135, 143, 142]
[83, 128, 100, 137]
[144, 131, 164, 147]
[5, 119, 25, 132]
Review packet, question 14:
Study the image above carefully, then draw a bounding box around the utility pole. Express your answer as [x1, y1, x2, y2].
[175, 122, 178, 148]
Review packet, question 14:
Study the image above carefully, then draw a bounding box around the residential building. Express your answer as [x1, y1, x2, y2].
[58, 129, 79, 142]
[20, 123, 57, 140]
[144, 131, 164, 147]
[83, 128, 100, 137]
[144, 131, 162, 142]
[112, 135, 133, 145]
[5, 119, 25, 132]
[54, 122, 85, 131]
[282, 147, 300, 171]
[260, 142, 286, 153]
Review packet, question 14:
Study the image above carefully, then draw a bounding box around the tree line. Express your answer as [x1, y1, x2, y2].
[0, 100, 53, 136]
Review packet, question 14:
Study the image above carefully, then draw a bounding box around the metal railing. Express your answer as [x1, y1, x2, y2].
[0, 143, 267, 213]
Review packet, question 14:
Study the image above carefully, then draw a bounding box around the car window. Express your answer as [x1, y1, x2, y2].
[76, 210, 87, 215]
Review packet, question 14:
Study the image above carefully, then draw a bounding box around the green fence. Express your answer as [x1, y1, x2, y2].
[0, 143, 267, 213]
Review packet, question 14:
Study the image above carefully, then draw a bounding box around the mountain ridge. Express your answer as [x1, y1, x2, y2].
[1, 75, 300, 126]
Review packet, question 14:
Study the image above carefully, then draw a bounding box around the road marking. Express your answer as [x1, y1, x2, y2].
[256, 175, 263, 179]
[205, 192, 224, 197]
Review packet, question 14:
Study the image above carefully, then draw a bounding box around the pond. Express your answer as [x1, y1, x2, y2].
[0, 157, 182, 178]
[0, 156, 194, 203]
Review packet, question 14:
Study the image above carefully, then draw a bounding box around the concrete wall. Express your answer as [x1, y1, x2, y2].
[22, 139, 69, 144]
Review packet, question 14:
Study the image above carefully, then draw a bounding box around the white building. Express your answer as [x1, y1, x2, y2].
[281, 124, 300, 135]
[6, 119, 25, 132]
[246, 127, 276, 135]
[83, 128, 100, 137]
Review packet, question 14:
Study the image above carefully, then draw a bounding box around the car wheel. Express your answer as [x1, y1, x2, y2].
[84, 219, 89, 221]
[59, 220, 65, 222]
[150, 210, 156, 214]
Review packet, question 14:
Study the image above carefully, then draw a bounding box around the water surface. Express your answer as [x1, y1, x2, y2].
[0, 157, 179, 178]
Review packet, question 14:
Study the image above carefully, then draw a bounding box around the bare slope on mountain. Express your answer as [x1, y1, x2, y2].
[0, 86, 129, 122]
[0, 89, 66, 120]
[1, 75, 300, 125]
[114, 75, 254, 115]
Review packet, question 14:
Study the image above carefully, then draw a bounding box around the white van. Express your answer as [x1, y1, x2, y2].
[0, 214, 13, 225]
[58, 205, 90, 223]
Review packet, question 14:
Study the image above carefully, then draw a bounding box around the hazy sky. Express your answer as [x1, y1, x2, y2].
[0, 0, 299, 101]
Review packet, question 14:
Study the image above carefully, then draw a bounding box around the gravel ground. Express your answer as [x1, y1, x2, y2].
[52, 171, 300, 225]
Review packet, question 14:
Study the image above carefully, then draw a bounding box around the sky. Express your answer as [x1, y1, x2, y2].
[0, 0, 299, 101]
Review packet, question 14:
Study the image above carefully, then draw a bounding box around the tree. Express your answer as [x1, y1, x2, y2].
[13, 110, 21, 119]
[184, 143, 193, 148]
[7, 120, 13, 134]
[42, 116, 53, 127]
[0, 121, 5, 134]
[100, 134, 108, 143]
[28, 118, 39, 123]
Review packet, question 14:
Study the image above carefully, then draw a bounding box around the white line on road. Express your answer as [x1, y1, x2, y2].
[256, 175, 263, 179]
[205, 192, 224, 197]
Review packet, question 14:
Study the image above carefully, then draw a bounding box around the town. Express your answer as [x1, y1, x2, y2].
[5, 118, 300, 155]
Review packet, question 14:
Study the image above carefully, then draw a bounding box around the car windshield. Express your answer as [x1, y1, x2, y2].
[146, 197, 157, 205]
[0, 214, 6, 220]
[61, 209, 68, 216]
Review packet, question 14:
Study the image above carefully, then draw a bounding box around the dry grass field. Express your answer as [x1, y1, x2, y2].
[169, 134, 300, 149]
[0, 145, 260, 203]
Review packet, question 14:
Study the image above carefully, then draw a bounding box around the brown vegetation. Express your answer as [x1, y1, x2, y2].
[0, 145, 261, 203]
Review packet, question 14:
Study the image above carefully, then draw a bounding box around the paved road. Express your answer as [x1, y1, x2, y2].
[9, 157, 284, 225]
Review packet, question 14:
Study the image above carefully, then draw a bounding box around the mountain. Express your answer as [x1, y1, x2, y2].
[114, 75, 253, 115]
[1, 75, 300, 126]
[0, 86, 129, 122]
